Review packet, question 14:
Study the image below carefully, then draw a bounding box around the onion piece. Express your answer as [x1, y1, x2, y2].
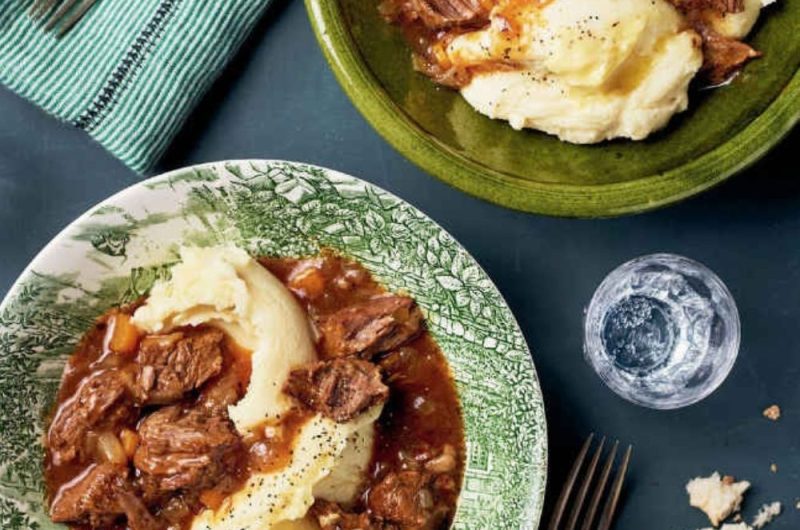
[96, 432, 127, 465]
[425, 444, 457, 473]
[120, 428, 139, 458]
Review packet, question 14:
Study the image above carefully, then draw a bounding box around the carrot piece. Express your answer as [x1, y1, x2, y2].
[199, 489, 227, 511]
[288, 266, 326, 299]
[106, 313, 141, 355]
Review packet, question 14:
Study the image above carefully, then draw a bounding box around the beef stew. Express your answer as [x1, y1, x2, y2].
[45, 254, 465, 530]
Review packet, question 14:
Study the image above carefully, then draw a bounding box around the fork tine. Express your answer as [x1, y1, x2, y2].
[596, 445, 633, 530]
[43, 0, 79, 31]
[29, 0, 59, 20]
[55, 0, 98, 37]
[565, 437, 605, 530]
[547, 433, 594, 530]
[580, 441, 618, 530]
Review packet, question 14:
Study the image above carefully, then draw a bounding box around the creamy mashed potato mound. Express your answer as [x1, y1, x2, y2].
[447, 0, 705, 142]
[132, 246, 381, 529]
[192, 407, 381, 530]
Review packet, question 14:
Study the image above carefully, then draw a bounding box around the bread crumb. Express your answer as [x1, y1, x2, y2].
[687, 472, 750, 526]
[762, 405, 781, 421]
[751, 502, 781, 529]
[732, 513, 743, 522]
[699, 523, 752, 530]
[769, 463, 777, 473]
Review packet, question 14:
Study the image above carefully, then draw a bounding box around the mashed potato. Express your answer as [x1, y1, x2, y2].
[132, 246, 381, 529]
[133, 245, 316, 429]
[192, 407, 381, 530]
[707, 0, 763, 39]
[447, 0, 705, 142]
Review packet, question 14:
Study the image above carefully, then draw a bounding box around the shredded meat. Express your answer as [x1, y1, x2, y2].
[49, 464, 126, 525]
[284, 358, 389, 422]
[47, 370, 133, 466]
[318, 295, 423, 359]
[133, 405, 241, 499]
[668, 0, 760, 84]
[48, 464, 157, 530]
[117, 492, 160, 530]
[410, 0, 490, 29]
[368, 471, 439, 527]
[199, 369, 247, 412]
[381, 0, 490, 29]
[313, 457, 457, 529]
[670, 0, 744, 13]
[312, 501, 384, 530]
[133, 328, 224, 405]
[378, 0, 491, 87]
[695, 23, 761, 84]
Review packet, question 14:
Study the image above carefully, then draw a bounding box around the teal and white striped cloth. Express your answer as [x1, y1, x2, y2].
[0, 0, 271, 173]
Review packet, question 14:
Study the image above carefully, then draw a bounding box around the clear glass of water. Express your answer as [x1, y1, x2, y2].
[584, 254, 740, 409]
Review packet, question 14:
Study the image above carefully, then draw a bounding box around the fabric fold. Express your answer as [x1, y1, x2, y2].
[0, 0, 271, 173]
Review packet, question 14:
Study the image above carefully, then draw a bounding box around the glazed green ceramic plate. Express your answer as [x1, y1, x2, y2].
[306, 0, 800, 217]
[0, 161, 547, 529]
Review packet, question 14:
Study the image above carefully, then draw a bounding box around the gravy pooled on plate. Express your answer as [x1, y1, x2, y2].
[44, 247, 465, 530]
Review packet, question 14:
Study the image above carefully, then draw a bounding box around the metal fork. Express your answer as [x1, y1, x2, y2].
[548, 434, 633, 530]
[29, 0, 100, 37]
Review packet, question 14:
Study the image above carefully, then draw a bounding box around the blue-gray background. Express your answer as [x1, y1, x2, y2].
[1, 1, 797, 528]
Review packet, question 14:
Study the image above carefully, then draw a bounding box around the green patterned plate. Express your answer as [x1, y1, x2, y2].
[305, 0, 800, 217]
[0, 161, 547, 529]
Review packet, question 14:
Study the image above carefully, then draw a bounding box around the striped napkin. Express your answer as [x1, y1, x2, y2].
[0, 0, 271, 173]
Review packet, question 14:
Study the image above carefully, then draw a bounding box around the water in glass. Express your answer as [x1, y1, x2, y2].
[584, 254, 740, 409]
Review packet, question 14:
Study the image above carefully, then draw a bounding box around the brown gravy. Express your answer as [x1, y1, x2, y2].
[261, 256, 466, 520]
[45, 254, 465, 529]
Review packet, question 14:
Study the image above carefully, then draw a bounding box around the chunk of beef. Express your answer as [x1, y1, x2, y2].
[47, 370, 133, 466]
[383, 0, 490, 30]
[134, 328, 224, 405]
[49, 463, 157, 530]
[668, 0, 759, 84]
[414, 0, 490, 29]
[117, 492, 161, 530]
[199, 369, 247, 412]
[133, 405, 241, 498]
[311, 501, 384, 530]
[695, 23, 761, 84]
[284, 359, 389, 422]
[49, 464, 126, 525]
[670, 0, 744, 14]
[368, 471, 445, 528]
[318, 295, 423, 359]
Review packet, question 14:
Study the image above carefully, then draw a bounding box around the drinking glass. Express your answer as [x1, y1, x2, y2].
[584, 254, 740, 409]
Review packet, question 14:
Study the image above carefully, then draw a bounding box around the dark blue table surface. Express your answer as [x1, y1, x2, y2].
[1, 1, 798, 528]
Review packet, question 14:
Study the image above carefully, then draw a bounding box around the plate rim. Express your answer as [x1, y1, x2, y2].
[304, 0, 800, 218]
[0, 159, 549, 530]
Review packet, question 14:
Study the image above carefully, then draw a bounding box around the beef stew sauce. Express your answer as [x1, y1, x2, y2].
[45, 254, 465, 530]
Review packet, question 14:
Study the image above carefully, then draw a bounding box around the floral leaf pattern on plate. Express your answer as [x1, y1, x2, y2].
[0, 161, 547, 529]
